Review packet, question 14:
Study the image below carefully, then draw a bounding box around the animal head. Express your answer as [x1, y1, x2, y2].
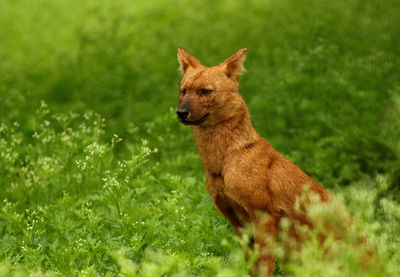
[176, 48, 247, 127]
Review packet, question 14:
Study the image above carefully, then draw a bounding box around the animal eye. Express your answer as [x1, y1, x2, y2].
[201, 89, 213, 95]
[181, 89, 186, 95]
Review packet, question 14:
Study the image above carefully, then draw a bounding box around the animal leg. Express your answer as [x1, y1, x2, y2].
[250, 215, 280, 277]
[214, 193, 245, 235]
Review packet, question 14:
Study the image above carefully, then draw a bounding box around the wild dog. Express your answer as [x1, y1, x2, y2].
[176, 48, 332, 276]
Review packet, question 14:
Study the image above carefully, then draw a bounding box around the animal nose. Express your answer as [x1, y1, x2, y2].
[176, 108, 189, 120]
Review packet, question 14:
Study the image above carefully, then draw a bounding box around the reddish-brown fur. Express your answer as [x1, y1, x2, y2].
[176, 48, 331, 276]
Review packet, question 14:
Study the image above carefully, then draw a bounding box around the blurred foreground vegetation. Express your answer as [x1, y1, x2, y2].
[0, 0, 399, 275]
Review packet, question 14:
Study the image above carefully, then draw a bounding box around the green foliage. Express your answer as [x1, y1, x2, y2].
[273, 184, 400, 276]
[0, 105, 245, 276]
[0, 0, 399, 275]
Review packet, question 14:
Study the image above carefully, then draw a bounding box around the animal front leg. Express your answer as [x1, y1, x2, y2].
[205, 171, 249, 236]
[250, 215, 280, 277]
[214, 193, 245, 236]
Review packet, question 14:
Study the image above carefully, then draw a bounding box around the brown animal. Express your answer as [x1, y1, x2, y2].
[176, 48, 331, 276]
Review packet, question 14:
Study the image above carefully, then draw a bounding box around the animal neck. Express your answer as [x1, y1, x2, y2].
[191, 104, 259, 172]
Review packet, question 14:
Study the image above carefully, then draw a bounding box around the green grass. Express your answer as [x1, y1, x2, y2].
[0, 0, 399, 275]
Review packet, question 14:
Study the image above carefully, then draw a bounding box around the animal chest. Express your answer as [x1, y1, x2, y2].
[197, 140, 226, 176]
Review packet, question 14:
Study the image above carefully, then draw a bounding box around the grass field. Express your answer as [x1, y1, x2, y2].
[0, 0, 399, 276]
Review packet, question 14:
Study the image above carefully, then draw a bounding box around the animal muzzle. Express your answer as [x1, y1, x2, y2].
[177, 97, 193, 120]
[176, 108, 189, 120]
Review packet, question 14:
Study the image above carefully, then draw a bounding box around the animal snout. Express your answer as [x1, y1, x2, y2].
[177, 108, 189, 120]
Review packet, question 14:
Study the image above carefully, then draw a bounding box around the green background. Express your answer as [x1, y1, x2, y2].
[0, 0, 399, 275]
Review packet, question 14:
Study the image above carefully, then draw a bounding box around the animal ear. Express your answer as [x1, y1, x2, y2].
[177, 48, 202, 74]
[220, 48, 247, 81]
